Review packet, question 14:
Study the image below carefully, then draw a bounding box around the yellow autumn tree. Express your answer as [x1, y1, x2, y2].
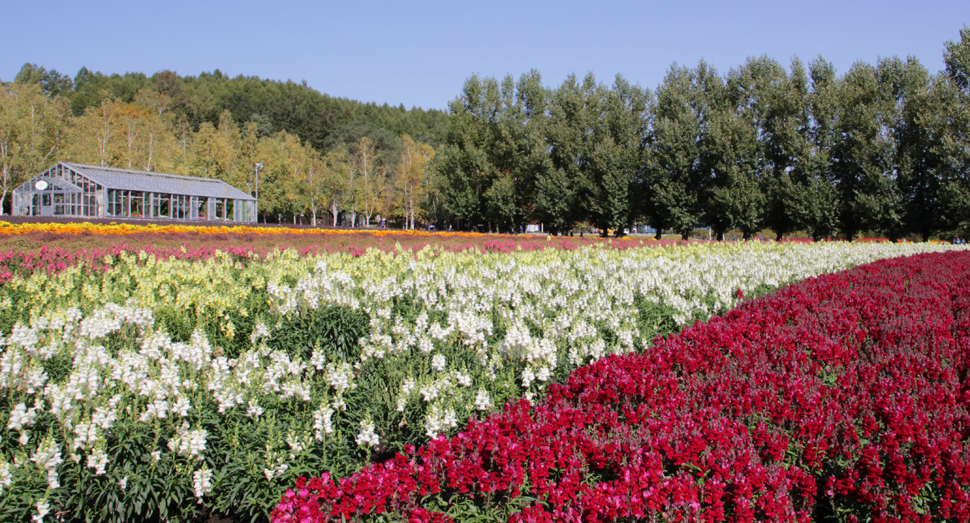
[395, 134, 435, 229]
[191, 110, 243, 187]
[67, 89, 120, 167]
[0, 82, 69, 214]
[351, 136, 387, 227]
[133, 89, 176, 173]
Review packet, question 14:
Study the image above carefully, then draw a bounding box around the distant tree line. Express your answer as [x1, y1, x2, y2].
[2, 27, 970, 239]
[0, 67, 446, 225]
[440, 27, 970, 241]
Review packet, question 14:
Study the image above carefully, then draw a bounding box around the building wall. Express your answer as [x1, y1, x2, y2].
[13, 164, 256, 222]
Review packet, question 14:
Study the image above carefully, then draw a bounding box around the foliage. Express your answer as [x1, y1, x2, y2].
[0, 239, 960, 522]
[274, 249, 970, 522]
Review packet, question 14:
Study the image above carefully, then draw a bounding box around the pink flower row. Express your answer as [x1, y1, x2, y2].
[273, 251, 970, 523]
[0, 244, 264, 283]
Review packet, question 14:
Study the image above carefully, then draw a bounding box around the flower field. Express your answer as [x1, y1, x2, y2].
[0, 220, 655, 261]
[0, 230, 963, 522]
[274, 249, 970, 523]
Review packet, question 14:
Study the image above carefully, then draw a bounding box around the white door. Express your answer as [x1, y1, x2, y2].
[40, 193, 53, 216]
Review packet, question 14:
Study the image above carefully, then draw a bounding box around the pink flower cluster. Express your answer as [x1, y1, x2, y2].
[0, 244, 264, 282]
[273, 251, 970, 522]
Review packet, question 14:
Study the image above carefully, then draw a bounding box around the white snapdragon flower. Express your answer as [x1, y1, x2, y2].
[234, 351, 262, 386]
[0, 459, 12, 493]
[309, 349, 327, 370]
[424, 405, 458, 438]
[588, 338, 606, 361]
[139, 331, 171, 360]
[419, 383, 439, 403]
[401, 378, 416, 396]
[246, 401, 264, 419]
[535, 366, 551, 382]
[91, 407, 117, 431]
[72, 422, 99, 450]
[431, 354, 446, 371]
[172, 395, 191, 417]
[214, 386, 244, 413]
[87, 447, 109, 475]
[263, 458, 289, 481]
[7, 403, 37, 431]
[193, 467, 213, 500]
[417, 336, 434, 354]
[312, 405, 334, 440]
[473, 389, 493, 411]
[0, 349, 26, 389]
[325, 362, 356, 395]
[8, 323, 39, 352]
[30, 437, 63, 489]
[279, 378, 311, 401]
[331, 396, 346, 411]
[138, 400, 170, 423]
[172, 426, 208, 460]
[249, 321, 270, 346]
[32, 498, 50, 523]
[521, 368, 535, 389]
[24, 365, 48, 394]
[184, 429, 208, 460]
[355, 419, 379, 448]
[285, 434, 305, 454]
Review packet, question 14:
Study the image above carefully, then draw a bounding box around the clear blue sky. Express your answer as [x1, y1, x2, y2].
[2, 0, 967, 111]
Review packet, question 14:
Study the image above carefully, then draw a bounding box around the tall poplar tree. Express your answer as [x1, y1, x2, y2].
[938, 26, 970, 234]
[588, 75, 650, 236]
[437, 76, 497, 228]
[396, 135, 434, 229]
[830, 62, 899, 240]
[647, 63, 710, 239]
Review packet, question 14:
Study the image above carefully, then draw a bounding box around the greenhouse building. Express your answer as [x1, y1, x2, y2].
[11, 162, 257, 222]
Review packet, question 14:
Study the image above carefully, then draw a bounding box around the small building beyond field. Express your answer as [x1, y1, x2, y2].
[11, 162, 257, 222]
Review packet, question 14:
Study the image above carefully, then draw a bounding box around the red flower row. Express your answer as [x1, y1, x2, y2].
[274, 251, 970, 522]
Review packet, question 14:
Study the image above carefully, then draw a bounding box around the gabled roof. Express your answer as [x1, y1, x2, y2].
[59, 163, 256, 201]
[35, 175, 83, 192]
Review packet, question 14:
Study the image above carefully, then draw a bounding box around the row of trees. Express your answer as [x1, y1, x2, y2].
[3, 27, 970, 239]
[439, 27, 970, 240]
[0, 76, 436, 225]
